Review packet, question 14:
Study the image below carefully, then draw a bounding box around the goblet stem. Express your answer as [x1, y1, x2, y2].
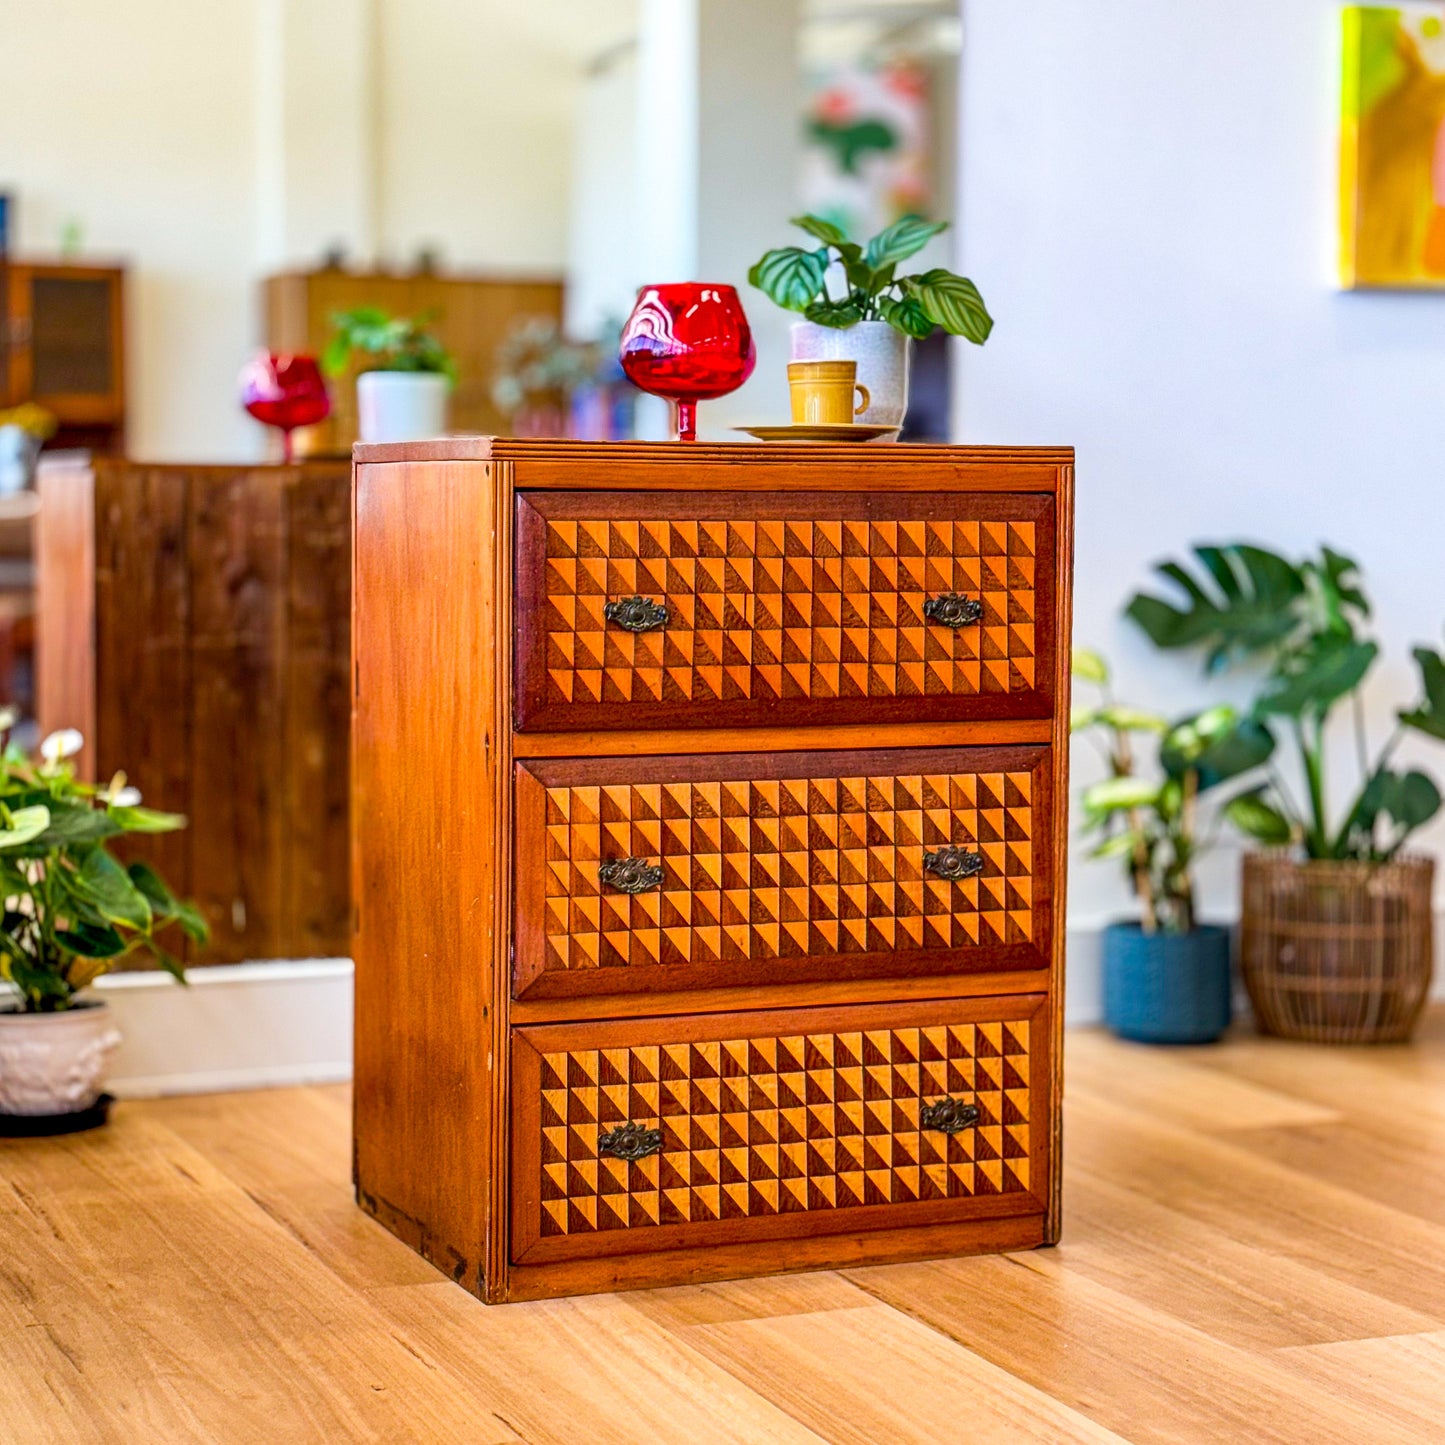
[281, 428, 295, 465]
[675, 398, 698, 443]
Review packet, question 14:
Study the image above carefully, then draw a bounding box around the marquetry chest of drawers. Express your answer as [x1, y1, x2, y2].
[351, 438, 1074, 1303]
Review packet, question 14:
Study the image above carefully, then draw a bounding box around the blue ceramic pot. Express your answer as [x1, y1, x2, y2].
[1102, 921, 1232, 1044]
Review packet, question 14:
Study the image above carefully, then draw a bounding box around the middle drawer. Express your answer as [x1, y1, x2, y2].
[514, 745, 1051, 999]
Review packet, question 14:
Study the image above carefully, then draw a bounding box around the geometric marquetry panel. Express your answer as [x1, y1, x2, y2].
[536, 1016, 1033, 1237]
[538, 515, 1037, 709]
[541, 768, 1035, 972]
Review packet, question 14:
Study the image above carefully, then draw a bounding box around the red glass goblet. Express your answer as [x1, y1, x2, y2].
[240, 352, 331, 463]
[618, 283, 755, 441]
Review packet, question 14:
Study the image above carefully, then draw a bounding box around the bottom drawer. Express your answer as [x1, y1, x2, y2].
[510, 994, 1050, 1265]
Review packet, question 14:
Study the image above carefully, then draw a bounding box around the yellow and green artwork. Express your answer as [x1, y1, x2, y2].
[1340, 4, 1445, 287]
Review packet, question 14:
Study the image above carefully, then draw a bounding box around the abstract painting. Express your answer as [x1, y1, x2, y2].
[1340, 4, 1445, 287]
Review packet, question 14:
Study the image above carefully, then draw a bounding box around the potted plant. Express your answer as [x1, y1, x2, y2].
[748, 214, 992, 430]
[0, 723, 206, 1129]
[322, 307, 457, 443]
[1073, 649, 1273, 1043]
[1128, 543, 1445, 1042]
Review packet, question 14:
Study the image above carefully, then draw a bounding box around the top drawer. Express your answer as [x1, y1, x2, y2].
[515, 491, 1057, 732]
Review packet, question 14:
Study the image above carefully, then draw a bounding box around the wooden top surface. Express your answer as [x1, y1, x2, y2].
[352, 436, 1075, 467]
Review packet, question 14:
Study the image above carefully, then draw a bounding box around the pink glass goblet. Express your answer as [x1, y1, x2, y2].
[618, 283, 755, 441]
[240, 352, 331, 463]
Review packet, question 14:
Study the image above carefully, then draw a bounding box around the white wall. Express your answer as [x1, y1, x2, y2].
[3, 1, 262, 459]
[957, 0, 1445, 932]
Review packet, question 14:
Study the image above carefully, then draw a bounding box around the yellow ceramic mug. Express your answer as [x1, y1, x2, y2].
[788, 360, 870, 426]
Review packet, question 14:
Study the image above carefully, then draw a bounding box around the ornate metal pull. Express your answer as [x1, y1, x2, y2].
[598, 1122, 663, 1161]
[923, 593, 983, 628]
[598, 858, 664, 894]
[604, 596, 668, 633]
[921, 1098, 980, 1135]
[923, 846, 984, 881]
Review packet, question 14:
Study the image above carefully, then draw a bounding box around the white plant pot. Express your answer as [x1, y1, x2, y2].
[0, 1001, 122, 1116]
[356, 371, 450, 444]
[790, 319, 911, 435]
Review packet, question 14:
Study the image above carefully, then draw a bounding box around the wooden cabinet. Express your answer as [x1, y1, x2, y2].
[35, 456, 351, 966]
[3, 262, 126, 451]
[264, 268, 564, 456]
[351, 438, 1074, 1303]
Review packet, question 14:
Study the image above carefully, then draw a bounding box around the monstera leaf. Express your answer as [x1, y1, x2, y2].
[1255, 632, 1378, 720]
[1400, 643, 1445, 740]
[1126, 544, 1307, 669]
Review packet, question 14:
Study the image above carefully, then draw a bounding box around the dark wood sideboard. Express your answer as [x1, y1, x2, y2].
[352, 437, 1075, 1302]
[36, 455, 351, 965]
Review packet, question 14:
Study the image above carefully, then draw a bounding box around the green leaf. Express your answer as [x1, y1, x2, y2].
[107, 804, 186, 834]
[1094, 705, 1169, 733]
[906, 269, 994, 344]
[1256, 636, 1377, 719]
[1399, 644, 1445, 740]
[34, 804, 120, 848]
[865, 216, 948, 270]
[747, 246, 828, 311]
[876, 293, 934, 340]
[71, 849, 152, 932]
[0, 804, 49, 849]
[129, 862, 208, 944]
[1342, 768, 1443, 854]
[1071, 648, 1109, 684]
[791, 214, 850, 247]
[54, 923, 127, 958]
[1082, 777, 1162, 814]
[1161, 712, 1275, 791]
[1223, 790, 1293, 845]
[802, 298, 864, 329]
[1070, 705, 1099, 731]
[1088, 832, 1142, 861]
[1126, 543, 1306, 664]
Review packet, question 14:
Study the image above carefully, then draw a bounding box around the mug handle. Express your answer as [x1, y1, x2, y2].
[854, 383, 871, 416]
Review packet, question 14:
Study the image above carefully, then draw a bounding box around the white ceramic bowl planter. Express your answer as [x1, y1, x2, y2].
[0, 1002, 122, 1117]
[790, 319, 911, 433]
[356, 371, 450, 444]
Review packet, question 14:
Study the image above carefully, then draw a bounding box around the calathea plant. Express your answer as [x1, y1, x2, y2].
[1072, 650, 1274, 933]
[748, 214, 994, 343]
[0, 723, 206, 1012]
[1127, 543, 1445, 861]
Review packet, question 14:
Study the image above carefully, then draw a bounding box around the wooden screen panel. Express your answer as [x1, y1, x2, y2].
[515, 490, 1055, 732]
[510, 994, 1049, 1264]
[513, 745, 1050, 1000]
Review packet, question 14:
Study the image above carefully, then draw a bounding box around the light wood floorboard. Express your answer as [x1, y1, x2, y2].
[3, 1008, 1444, 1443]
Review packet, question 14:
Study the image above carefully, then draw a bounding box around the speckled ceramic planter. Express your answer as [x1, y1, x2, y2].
[0, 1001, 122, 1116]
[790, 319, 911, 435]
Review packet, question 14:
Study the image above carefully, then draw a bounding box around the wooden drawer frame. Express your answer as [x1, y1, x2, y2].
[513, 744, 1052, 1000]
[510, 993, 1051, 1266]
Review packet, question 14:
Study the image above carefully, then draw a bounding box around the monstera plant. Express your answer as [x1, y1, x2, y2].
[1127, 543, 1445, 1042]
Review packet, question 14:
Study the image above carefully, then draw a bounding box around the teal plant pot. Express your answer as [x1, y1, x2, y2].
[1102, 921, 1232, 1044]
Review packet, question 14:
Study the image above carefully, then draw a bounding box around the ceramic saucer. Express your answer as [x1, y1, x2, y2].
[734, 422, 901, 443]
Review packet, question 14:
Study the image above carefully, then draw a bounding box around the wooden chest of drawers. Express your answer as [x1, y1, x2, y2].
[351, 438, 1074, 1303]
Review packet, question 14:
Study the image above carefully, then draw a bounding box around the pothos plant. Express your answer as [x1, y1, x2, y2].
[748, 214, 994, 343]
[322, 307, 457, 383]
[1127, 543, 1445, 861]
[1072, 649, 1274, 934]
[0, 723, 206, 1013]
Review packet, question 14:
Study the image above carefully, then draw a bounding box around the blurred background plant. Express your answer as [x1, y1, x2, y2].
[1127, 543, 1445, 862]
[1072, 648, 1274, 934]
[322, 307, 457, 382]
[492, 316, 634, 439]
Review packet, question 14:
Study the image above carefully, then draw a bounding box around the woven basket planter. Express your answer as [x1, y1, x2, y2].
[1240, 852, 1435, 1043]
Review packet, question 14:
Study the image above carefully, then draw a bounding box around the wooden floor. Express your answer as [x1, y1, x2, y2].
[5, 1013, 1445, 1445]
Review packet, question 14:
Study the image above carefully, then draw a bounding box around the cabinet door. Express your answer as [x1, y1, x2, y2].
[8, 264, 124, 426]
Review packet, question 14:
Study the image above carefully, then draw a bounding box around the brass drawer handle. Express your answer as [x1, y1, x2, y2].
[923, 593, 983, 628]
[604, 595, 668, 633]
[921, 1098, 980, 1135]
[923, 846, 984, 881]
[599, 858, 664, 894]
[598, 1122, 663, 1161]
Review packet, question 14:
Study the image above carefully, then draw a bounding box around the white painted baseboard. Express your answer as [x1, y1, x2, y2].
[97, 959, 353, 1098]
[85, 917, 1445, 1098]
